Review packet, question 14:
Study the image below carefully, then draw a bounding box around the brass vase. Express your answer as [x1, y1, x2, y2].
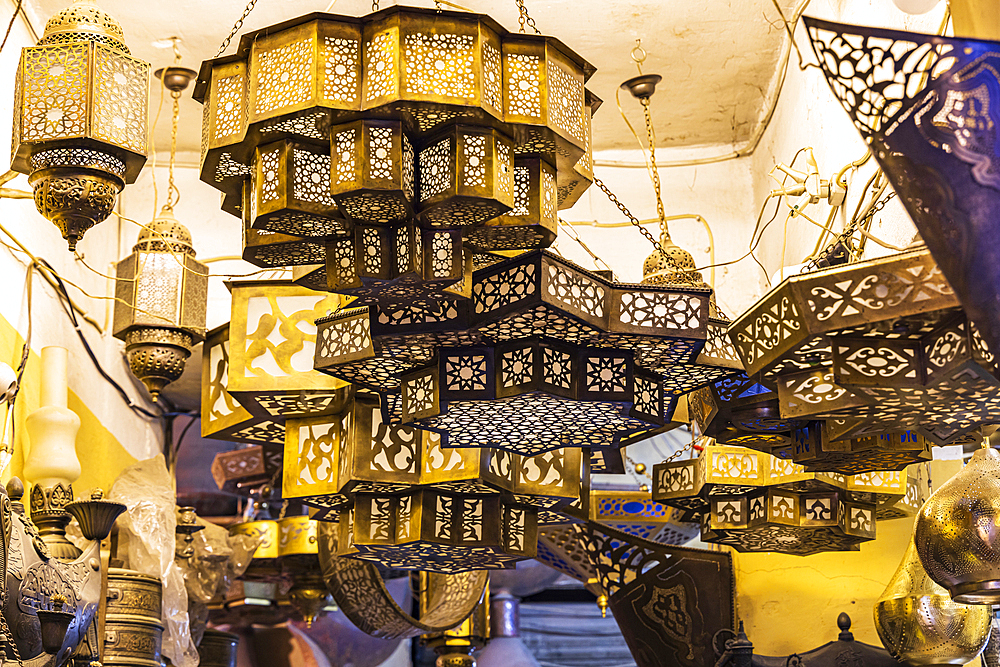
[875, 541, 992, 665]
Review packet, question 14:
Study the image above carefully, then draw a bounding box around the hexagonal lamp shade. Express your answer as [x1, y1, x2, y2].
[689, 374, 933, 475]
[652, 443, 912, 555]
[281, 395, 585, 522]
[227, 280, 352, 419]
[193, 7, 595, 221]
[112, 211, 207, 401]
[729, 247, 1000, 447]
[200, 323, 286, 447]
[332, 489, 538, 572]
[313, 250, 738, 456]
[805, 18, 1000, 378]
[11, 0, 148, 250]
[247, 139, 350, 238]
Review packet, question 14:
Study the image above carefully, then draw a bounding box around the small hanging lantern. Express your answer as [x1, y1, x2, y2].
[113, 210, 208, 401]
[11, 0, 149, 250]
[875, 539, 992, 665]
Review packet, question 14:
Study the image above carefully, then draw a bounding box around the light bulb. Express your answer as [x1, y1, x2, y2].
[892, 0, 941, 15]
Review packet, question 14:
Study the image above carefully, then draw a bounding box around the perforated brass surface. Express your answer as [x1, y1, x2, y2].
[875, 541, 991, 666]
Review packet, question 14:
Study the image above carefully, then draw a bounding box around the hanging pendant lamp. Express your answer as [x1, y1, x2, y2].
[875, 540, 991, 665]
[805, 17, 1000, 371]
[915, 446, 1000, 604]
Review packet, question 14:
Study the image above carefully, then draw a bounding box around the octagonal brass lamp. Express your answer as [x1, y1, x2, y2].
[652, 443, 914, 555]
[689, 374, 934, 475]
[312, 250, 737, 456]
[193, 6, 598, 304]
[12, 0, 148, 250]
[729, 247, 1000, 448]
[113, 210, 208, 401]
[279, 394, 586, 571]
[805, 17, 1000, 376]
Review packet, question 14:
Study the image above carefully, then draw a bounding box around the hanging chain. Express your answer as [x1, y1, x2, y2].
[216, 0, 259, 57]
[557, 218, 614, 277]
[373, 0, 380, 11]
[594, 177, 668, 258]
[641, 99, 668, 235]
[803, 190, 895, 272]
[514, 0, 540, 34]
[164, 41, 183, 211]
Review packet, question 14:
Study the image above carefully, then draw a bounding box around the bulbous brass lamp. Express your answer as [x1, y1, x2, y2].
[915, 446, 1000, 604]
[11, 0, 148, 250]
[875, 540, 991, 665]
[112, 210, 208, 400]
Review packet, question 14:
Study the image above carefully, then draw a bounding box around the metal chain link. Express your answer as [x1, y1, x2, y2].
[216, 0, 259, 57]
[641, 99, 669, 233]
[803, 191, 896, 272]
[373, 0, 380, 11]
[164, 90, 181, 211]
[514, 0, 540, 34]
[593, 177, 669, 259]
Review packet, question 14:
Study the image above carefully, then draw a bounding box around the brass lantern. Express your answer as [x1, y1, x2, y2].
[227, 279, 351, 419]
[281, 395, 583, 517]
[729, 247, 1000, 448]
[201, 323, 285, 446]
[194, 7, 599, 306]
[313, 250, 727, 457]
[113, 210, 208, 400]
[335, 488, 537, 572]
[12, 0, 148, 250]
[652, 443, 910, 555]
[915, 446, 1000, 604]
[875, 540, 991, 665]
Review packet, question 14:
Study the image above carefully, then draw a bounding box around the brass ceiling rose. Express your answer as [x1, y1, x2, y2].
[875, 540, 992, 665]
[915, 446, 1000, 604]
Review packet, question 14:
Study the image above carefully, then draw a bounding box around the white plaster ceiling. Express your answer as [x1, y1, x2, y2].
[23, 0, 800, 157]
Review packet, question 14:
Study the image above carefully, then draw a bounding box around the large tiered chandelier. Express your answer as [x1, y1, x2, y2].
[194, 6, 598, 308]
[728, 247, 1000, 466]
[312, 249, 738, 456]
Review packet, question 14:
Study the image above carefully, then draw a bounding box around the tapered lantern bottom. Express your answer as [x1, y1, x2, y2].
[29, 167, 123, 251]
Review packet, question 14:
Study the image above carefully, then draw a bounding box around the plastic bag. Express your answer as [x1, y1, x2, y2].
[178, 516, 260, 644]
[110, 455, 199, 667]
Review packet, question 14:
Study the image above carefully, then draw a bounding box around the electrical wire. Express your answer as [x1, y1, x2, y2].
[39, 258, 166, 421]
[0, 0, 23, 54]
[694, 195, 781, 275]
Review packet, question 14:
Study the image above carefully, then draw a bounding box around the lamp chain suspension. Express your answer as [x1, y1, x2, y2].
[216, 0, 259, 57]
[594, 177, 669, 259]
[165, 42, 183, 212]
[515, 0, 540, 34]
[557, 218, 614, 277]
[642, 98, 668, 237]
[373, 0, 380, 11]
